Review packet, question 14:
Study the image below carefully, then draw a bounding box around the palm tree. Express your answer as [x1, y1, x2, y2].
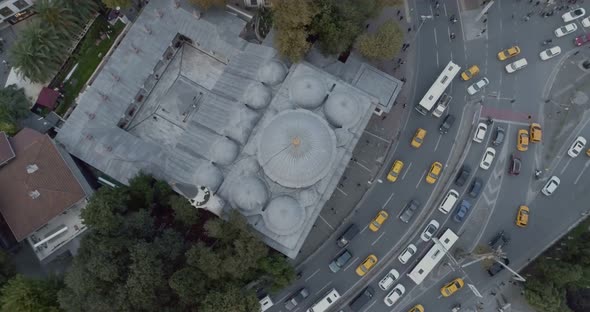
[33, 0, 81, 38]
[0, 85, 31, 135]
[61, 0, 99, 24]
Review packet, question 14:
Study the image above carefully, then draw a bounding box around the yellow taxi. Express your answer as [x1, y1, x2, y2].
[461, 65, 480, 81]
[426, 161, 443, 184]
[497, 46, 521, 61]
[440, 277, 465, 297]
[530, 123, 542, 143]
[369, 210, 389, 232]
[411, 128, 427, 148]
[517, 129, 529, 152]
[356, 254, 378, 276]
[587, 149, 590, 157]
[516, 205, 529, 227]
[387, 160, 404, 182]
[408, 304, 425, 312]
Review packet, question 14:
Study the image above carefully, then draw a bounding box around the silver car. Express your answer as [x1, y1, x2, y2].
[467, 77, 489, 95]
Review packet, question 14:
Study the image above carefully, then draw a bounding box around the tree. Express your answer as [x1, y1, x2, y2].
[257, 254, 295, 291]
[567, 287, 590, 312]
[80, 186, 128, 235]
[168, 267, 207, 305]
[199, 285, 259, 312]
[0, 275, 63, 312]
[271, 0, 318, 62]
[101, 0, 133, 9]
[61, 0, 98, 24]
[0, 251, 14, 290]
[0, 85, 30, 135]
[525, 279, 569, 312]
[169, 195, 198, 227]
[33, 0, 81, 38]
[356, 21, 403, 60]
[188, 0, 226, 10]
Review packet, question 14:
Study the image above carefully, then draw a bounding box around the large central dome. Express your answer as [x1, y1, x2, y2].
[257, 109, 337, 188]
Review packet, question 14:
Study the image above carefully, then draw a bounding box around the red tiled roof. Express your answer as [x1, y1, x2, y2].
[36, 87, 60, 110]
[0, 128, 86, 241]
[0, 132, 14, 166]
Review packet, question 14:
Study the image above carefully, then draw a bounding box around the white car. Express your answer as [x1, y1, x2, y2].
[505, 58, 528, 73]
[540, 46, 562, 60]
[480, 147, 496, 170]
[541, 176, 560, 196]
[398, 244, 417, 264]
[473, 122, 488, 143]
[555, 23, 578, 37]
[378, 269, 400, 291]
[384, 284, 405, 307]
[568, 136, 587, 157]
[467, 77, 490, 95]
[420, 220, 440, 242]
[582, 16, 590, 27]
[562, 8, 586, 22]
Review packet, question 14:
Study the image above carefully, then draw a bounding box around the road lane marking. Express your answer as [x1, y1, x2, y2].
[434, 134, 443, 151]
[436, 50, 439, 67]
[434, 28, 438, 47]
[355, 161, 372, 173]
[443, 3, 448, 16]
[304, 268, 320, 282]
[363, 130, 390, 143]
[574, 160, 590, 184]
[360, 224, 368, 234]
[402, 162, 412, 180]
[317, 281, 332, 295]
[362, 300, 377, 312]
[318, 215, 334, 230]
[371, 231, 386, 246]
[336, 187, 348, 196]
[560, 157, 572, 175]
[416, 169, 427, 189]
[343, 257, 359, 272]
[382, 192, 395, 209]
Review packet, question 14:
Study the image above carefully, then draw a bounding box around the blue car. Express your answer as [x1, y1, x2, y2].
[453, 200, 472, 222]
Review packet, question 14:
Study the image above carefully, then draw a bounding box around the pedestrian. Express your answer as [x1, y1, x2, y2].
[450, 32, 456, 39]
[399, 15, 404, 20]
[381, 115, 387, 120]
[403, 103, 407, 108]
[483, 18, 487, 23]
[397, 9, 401, 15]
[401, 77, 406, 82]
[407, 27, 412, 32]
[397, 58, 402, 64]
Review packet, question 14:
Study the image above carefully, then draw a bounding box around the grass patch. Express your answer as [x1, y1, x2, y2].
[54, 17, 125, 116]
[377, 0, 404, 8]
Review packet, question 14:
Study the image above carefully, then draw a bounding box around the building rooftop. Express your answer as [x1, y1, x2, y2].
[56, 0, 394, 257]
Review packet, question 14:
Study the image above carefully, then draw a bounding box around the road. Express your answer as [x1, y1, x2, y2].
[265, 0, 590, 312]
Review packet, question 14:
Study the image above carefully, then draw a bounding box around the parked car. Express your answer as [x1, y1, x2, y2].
[575, 33, 590, 46]
[468, 177, 483, 198]
[384, 284, 405, 307]
[583, 16, 590, 27]
[378, 269, 400, 291]
[337, 224, 360, 248]
[284, 288, 310, 311]
[489, 231, 510, 251]
[453, 199, 472, 223]
[349, 287, 374, 312]
[467, 77, 490, 95]
[480, 147, 496, 170]
[473, 122, 488, 143]
[400, 200, 421, 223]
[539, 46, 561, 60]
[487, 258, 510, 276]
[555, 23, 578, 37]
[398, 244, 417, 264]
[492, 126, 505, 145]
[505, 58, 528, 73]
[420, 220, 440, 242]
[541, 176, 560, 196]
[562, 8, 586, 22]
[568, 136, 587, 157]
[497, 46, 521, 61]
[329, 250, 352, 272]
[439, 114, 456, 134]
[508, 154, 521, 175]
[455, 165, 471, 187]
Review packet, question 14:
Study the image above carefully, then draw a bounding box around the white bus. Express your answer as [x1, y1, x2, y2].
[306, 288, 340, 312]
[407, 228, 459, 285]
[415, 61, 461, 115]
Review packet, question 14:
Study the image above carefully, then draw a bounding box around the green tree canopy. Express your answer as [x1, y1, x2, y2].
[101, 0, 133, 9]
[356, 20, 403, 60]
[0, 275, 63, 312]
[0, 85, 30, 135]
[188, 0, 226, 10]
[271, 0, 318, 62]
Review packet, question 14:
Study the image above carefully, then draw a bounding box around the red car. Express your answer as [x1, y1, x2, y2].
[575, 33, 590, 46]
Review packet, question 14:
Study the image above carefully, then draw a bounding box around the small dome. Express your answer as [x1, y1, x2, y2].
[194, 162, 223, 192]
[232, 176, 268, 212]
[258, 60, 287, 86]
[335, 128, 353, 147]
[289, 75, 327, 109]
[324, 92, 361, 128]
[243, 83, 272, 109]
[263, 196, 305, 235]
[298, 189, 319, 207]
[209, 137, 239, 165]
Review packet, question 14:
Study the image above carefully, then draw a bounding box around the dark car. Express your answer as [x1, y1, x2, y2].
[468, 177, 483, 198]
[492, 126, 505, 146]
[489, 231, 510, 251]
[455, 165, 471, 187]
[439, 114, 456, 134]
[329, 250, 352, 273]
[453, 199, 472, 223]
[487, 258, 510, 276]
[399, 199, 421, 223]
[349, 286, 375, 311]
[337, 224, 360, 248]
[509, 154, 521, 175]
[284, 288, 310, 310]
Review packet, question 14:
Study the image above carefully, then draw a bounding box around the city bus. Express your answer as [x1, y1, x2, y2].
[306, 288, 340, 312]
[407, 228, 459, 285]
[415, 61, 461, 115]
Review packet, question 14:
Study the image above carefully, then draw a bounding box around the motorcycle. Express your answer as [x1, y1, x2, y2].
[535, 170, 542, 179]
[542, 39, 553, 45]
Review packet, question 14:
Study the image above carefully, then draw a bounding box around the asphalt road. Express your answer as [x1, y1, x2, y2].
[264, 0, 590, 312]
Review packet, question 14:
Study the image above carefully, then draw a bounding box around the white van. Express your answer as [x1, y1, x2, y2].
[259, 295, 273, 312]
[439, 189, 459, 214]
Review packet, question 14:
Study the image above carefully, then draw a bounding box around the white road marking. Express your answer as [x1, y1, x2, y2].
[402, 162, 412, 180]
[336, 187, 348, 196]
[362, 301, 377, 312]
[371, 231, 387, 246]
[343, 257, 359, 272]
[434, 28, 438, 47]
[443, 3, 448, 16]
[304, 268, 320, 282]
[455, 0, 466, 42]
[276, 293, 290, 304]
[436, 51, 439, 67]
[363, 130, 390, 143]
[317, 281, 332, 294]
[382, 192, 395, 209]
[434, 134, 443, 151]
[360, 224, 369, 234]
[560, 157, 573, 175]
[319, 215, 334, 230]
[416, 170, 427, 189]
[355, 161, 372, 173]
[482, 118, 530, 126]
[574, 160, 590, 184]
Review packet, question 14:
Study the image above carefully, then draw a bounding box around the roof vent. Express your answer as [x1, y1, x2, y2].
[28, 190, 40, 199]
[26, 164, 39, 174]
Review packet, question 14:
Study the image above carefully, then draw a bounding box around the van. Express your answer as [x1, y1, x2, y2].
[439, 189, 459, 214]
[432, 93, 451, 117]
[336, 224, 359, 248]
[259, 295, 273, 312]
